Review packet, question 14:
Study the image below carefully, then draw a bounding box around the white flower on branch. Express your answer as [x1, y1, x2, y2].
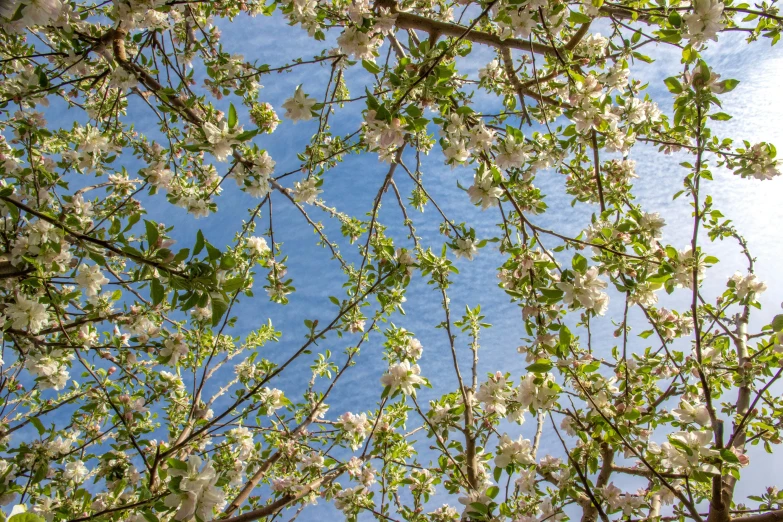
[495, 135, 530, 171]
[74, 263, 109, 297]
[658, 430, 718, 473]
[164, 456, 226, 521]
[684, 0, 725, 44]
[282, 86, 317, 122]
[454, 237, 478, 261]
[467, 170, 503, 210]
[494, 434, 535, 468]
[63, 459, 88, 482]
[478, 59, 503, 83]
[247, 236, 270, 256]
[7, 294, 49, 333]
[293, 178, 322, 204]
[336, 26, 382, 62]
[380, 361, 425, 395]
[556, 266, 609, 315]
[672, 400, 711, 426]
[202, 122, 240, 162]
[729, 271, 767, 300]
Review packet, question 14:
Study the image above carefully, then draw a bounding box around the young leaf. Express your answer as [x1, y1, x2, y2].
[228, 103, 238, 129]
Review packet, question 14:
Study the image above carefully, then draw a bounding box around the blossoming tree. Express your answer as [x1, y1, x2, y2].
[0, 0, 782, 522]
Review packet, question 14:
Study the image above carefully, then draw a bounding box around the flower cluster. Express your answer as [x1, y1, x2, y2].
[557, 266, 610, 315]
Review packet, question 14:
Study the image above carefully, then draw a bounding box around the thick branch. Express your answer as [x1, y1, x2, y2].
[732, 511, 783, 522]
[395, 12, 556, 55]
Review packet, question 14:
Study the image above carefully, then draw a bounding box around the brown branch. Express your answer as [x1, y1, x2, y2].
[500, 47, 532, 125]
[580, 443, 615, 522]
[213, 466, 346, 522]
[394, 12, 556, 55]
[732, 511, 783, 522]
[591, 130, 606, 213]
[0, 196, 187, 279]
[565, 21, 593, 50]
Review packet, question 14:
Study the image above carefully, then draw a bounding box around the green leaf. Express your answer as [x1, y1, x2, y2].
[526, 359, 553, 373]
[151, 278, 165, 305]
[569, 10, 592, 24]
[668, 10, 682, 27]
[166, 458, 189, 470]
[625, 409, 641, 420]
[109, 218, 121, 236]
[572, 253, 588, 273]
[228, 103, 238, 130]
[559, 326, 572, 349]
[362, 59, 382, 75]
[193, 230, 205, 256]
[658, 29, 682, 43]
[632, 51, 654, 63]
[647, 273, 670, 283]
[174, 248, 190, 263]
[539, 288, 564, 300]
[691, 469, 714, 482]
[664, 76, 683, 94]
[30, 417, 45, 435]
[206, 243, 222, 261]
[468, 503, 488, 515]
[220, 254, 237, 270]
[486, 485, 500, 499]
[236, 129, 259, 142]
[211, 297, 229, 327]
[670, 437, 693, 455]
[709, 112, 732, 121]
[720, 78, 740, 92]
[583, 361, 600, 373]
[771, 314, 783, 332]
[405, 104, 422, 118]
[365, 87, 380, 111]
[9, 514, 46, 522]
[682, 45, 697, 63]
[223, 277, 245, 293]
[720, 449, 740, 464]
[144, 220, 159, 249]
[699, 59, 711, 82]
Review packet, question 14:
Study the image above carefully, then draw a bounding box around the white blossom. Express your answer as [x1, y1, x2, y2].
[729, 272, 767, 300]
[380, 361, 425, 395]
[247, 236, 270, 256]
[467, 171, 503, 210]
[282, 87, 317, 122]
[293, 178, 322, 204]
[684, 0, 725, 44]
[63, 460, 89, 482]
[74, 264, 109, 297]
[7, 294, 49, 333]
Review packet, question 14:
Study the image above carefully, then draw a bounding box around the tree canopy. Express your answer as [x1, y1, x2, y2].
[0, 1, 782, 522]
